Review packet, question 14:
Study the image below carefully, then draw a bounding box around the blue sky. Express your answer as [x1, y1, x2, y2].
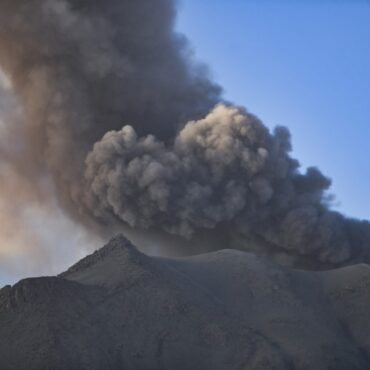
[177, 0, 370, 220]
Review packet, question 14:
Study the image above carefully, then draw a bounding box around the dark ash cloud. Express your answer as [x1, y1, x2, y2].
[0, 0, 369, 270]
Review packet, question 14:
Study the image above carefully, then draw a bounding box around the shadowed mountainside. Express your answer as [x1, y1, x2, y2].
[1, 235, 370, 369]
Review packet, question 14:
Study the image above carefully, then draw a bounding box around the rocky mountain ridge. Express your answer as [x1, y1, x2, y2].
[1, 235, 370, 369]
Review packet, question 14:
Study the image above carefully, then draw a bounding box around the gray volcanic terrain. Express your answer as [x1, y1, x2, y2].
[1, 235, 370, 370]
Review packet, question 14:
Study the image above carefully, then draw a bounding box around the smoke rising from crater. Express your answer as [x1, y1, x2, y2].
[0, 0, 369, 270]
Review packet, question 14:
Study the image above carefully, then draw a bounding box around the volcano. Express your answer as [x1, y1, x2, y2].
[1, 235, 370, 369]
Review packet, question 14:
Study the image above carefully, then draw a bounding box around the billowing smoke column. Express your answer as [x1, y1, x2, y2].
[84, 104, 370, 268]
[0, 0, 369, 270]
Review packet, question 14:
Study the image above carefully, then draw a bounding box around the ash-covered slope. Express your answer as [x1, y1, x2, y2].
[1, 235, 370, 370]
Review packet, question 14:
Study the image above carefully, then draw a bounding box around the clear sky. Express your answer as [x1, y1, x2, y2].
[177, 0, 370, 220]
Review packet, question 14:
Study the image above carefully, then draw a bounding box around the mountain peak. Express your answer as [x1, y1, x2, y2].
[2, 236, 370, 369]
[61, 234, 149, 288]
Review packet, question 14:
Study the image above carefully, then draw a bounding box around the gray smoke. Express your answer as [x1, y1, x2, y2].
[0, 0, 220, 215]
[84, 104, 370, 268]
[0, 0, 369, 270]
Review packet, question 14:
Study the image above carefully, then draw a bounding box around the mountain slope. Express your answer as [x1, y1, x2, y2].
[1, 235, 370, 369]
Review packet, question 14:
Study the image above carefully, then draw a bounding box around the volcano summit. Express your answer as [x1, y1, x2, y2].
[1, 235, 370, 369]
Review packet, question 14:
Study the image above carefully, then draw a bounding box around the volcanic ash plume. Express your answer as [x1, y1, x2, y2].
[0, 0, 369, 270]
[84, 104, 370, 267]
